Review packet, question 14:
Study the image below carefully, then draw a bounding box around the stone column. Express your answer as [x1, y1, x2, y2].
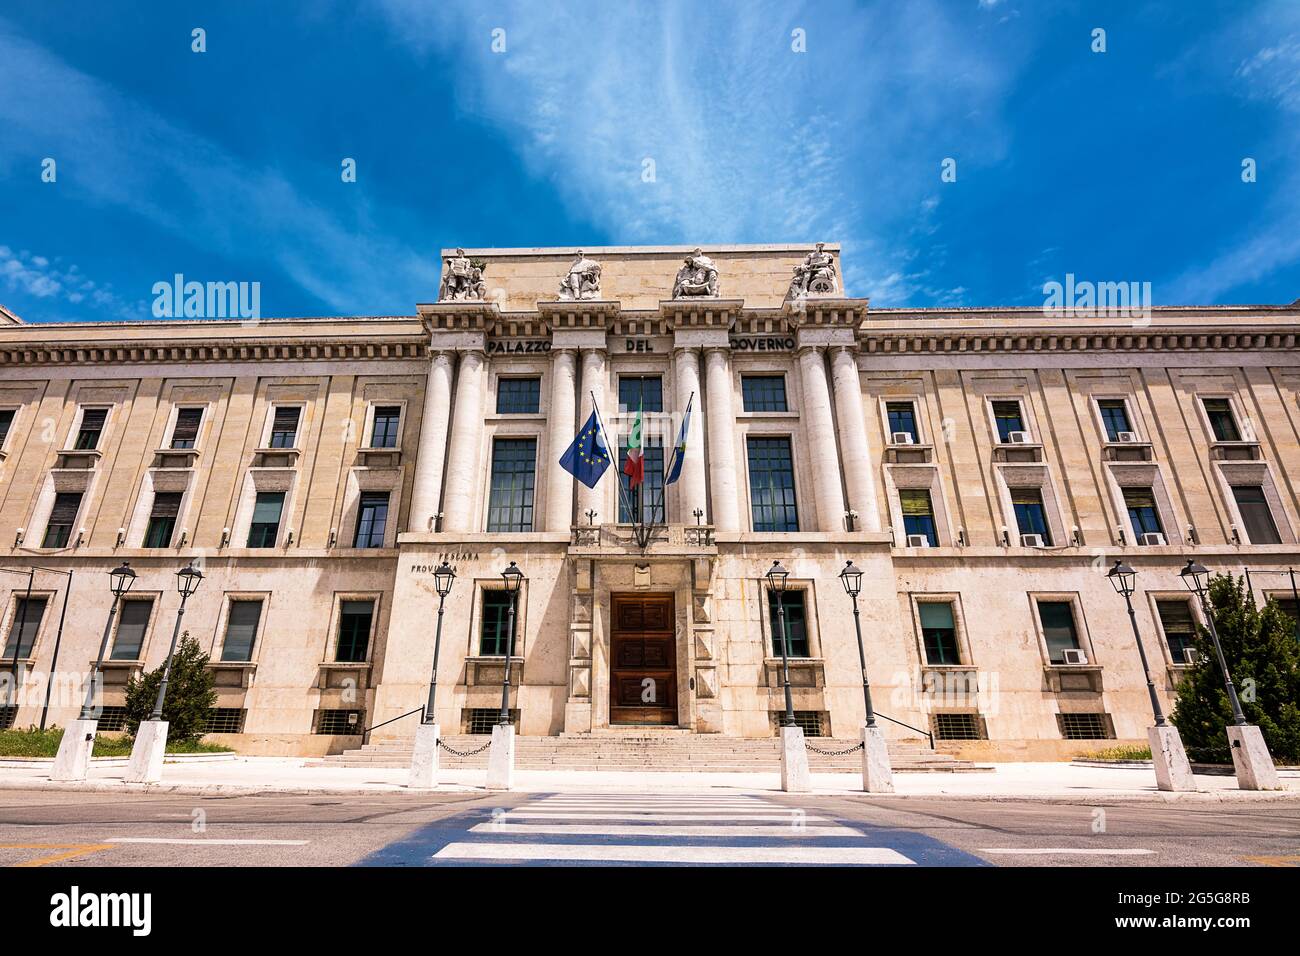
[798, 346, 847, 531]
[577, 348, 609, 523]
[407, 350, 456, 532]
[703, 348, 740, 532]
[830, 346, 880, 531]
[672, 346, 708, 523]
[545, 349, 578, 532]
[440, 348, 487, 533]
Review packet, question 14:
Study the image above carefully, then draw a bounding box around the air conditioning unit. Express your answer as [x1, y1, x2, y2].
[1116, 431, 1138, 443]
[1007, 431, 1031, 444]
[1182, 647, 1201, 665]
[1061, 648, 1088, 665]
[1139, 532, 1166, 546]
[892, 432, 916, 445]
[1020, 533, 1045, 548]
[906, 534, 931, 548]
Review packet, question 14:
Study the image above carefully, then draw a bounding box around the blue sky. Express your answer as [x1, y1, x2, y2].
[1, 0, 1297, 323]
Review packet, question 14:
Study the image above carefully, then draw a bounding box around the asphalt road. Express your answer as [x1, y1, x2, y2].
[1, 788, 1297, 868]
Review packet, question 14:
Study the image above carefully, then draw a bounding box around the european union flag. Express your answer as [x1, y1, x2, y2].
[559, 410, 612, 488]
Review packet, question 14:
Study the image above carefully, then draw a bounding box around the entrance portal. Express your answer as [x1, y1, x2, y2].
[609, 592, 677, 725]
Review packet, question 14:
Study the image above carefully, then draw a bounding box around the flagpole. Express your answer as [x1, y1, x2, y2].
[590, 391, 636, 528]
[663, 392, 695, 484]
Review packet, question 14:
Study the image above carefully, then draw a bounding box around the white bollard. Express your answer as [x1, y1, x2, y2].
[1147, 724, 1196, 792]
[779, 724, 811, 792]
[862, 723, 895, 793]
[124, 719, 169, 784]
[51, 719, 99, 782]
[408, 722, 441, 790]
[1226, 724, 1281, 790]
[485, 723, 515, 790]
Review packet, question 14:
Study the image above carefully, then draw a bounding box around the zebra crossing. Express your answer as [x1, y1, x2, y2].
[361, 792, 986, 866]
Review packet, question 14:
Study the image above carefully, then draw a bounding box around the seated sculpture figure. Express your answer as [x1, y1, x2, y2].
[787, 242, 839, 300]
[671, 248, 720, 298]
[438, 248, 486, 302]
[558, 251, 602, 300]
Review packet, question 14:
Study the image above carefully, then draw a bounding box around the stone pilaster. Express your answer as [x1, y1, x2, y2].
[545, 348, 578, 532]
[577, 348, 609, 524]
[407, 350, 456, 532]
[830, 346, 880, 531]
[797, 345, 848, 531]
[440, 348, 486, 533]
[672, 346, 708, 522]
[703, 347, 741, 532]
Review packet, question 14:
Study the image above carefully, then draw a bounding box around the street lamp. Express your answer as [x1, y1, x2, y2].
[498, 561, 524, 727]
[765, 560, 795, 728]
[423, 562, 455, 724]
[1107, 561, 1166, 726]
[148, 562, 204, 720]
[839, 560, 876, 727]
[1180, 559, 1247, 725]
[78, 562, 136, 720]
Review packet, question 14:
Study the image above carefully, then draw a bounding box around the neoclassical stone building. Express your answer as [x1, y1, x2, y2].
[2, 245, 1299, 759]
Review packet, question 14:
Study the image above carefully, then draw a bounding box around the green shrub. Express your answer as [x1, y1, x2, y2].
[124, 633, 217, 744]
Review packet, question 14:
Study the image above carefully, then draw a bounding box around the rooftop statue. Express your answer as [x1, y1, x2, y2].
[438, 248, 487, 302]
[787, 242, 839, 299]
[558, 251, 603, 300]
[671, 248, 720, 298]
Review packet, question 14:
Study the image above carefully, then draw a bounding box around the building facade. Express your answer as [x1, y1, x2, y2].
[2, 245, 1299, 759]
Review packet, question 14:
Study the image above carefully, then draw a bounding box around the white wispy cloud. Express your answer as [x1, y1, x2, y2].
[0, 18, 437, 318]
[374, 0, 1019, 305]
[0, 245, 143, 321]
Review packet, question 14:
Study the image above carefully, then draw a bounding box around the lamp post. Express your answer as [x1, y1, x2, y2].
[1179, 558, 1280, 790]
[838, 561, 875, 726]
[423, 562, 455, 724]
[147, 563, 204, 721]
[765, 561, 795, 728]
[498, 561, 524, 726]
[1179, 559, 1246, 725]
[1106, 561, 1166, 726]
[52, 563, 134, 782]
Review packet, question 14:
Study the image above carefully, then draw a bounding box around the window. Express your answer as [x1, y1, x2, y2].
[1202, 398, 1240, 442]
[202, 709, 246, 734]
[170, 408, 203, 449]
[74, 408, 107, 450]
[97, 706, 128, 732]
[268, 406, 300, 448]
[486, 438, 537, 532]
[900, 489, 938, 546]
[1038, 601, 1082, 664]
[144, 492, 182, 548]
[747, 437, 799, 532]
[991, 400, 1025, 442]
[1232, 485, 1281, 544]
[1012, 488, 1052, 544]
[110, 599, 152, 661]
[353, 492, 390, 548]
[0, 409, 13, 448]
[370, 406, 401, 447]
[496, 379, 541, 415]
[619, 442, 665, 524]
[479, 591, 516, 656]
[1057, 713, 1113, 740]
[1097, 400, 1132, 441]
[919, 602, 960, 664]
[316, 709, 364, 735]
[767, 590, 809, 657]
[618, 376, 663, 413]
[742, 376, 788, 413]
[1156, 600, 1197, 662]
[2, 597, 47, 658]
[1123, 488, 1163, 539]
[335, 600, 374, 662]
[247, 492, 284, 548]
[886, 402, 919, 442]
[42, 492, 82, 548]
[466, 708, 517, 733]
[932, 713, 986, 740]
[221, 600, 263, 662]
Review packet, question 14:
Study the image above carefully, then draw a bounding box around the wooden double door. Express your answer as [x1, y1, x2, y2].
[609, 593, 677, 725]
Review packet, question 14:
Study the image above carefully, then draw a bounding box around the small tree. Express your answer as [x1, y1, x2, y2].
[1171, 574, 1300, 763]
[124, 633, 217, 744]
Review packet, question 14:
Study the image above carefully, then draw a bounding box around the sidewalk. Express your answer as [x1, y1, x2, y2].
[1, 756, 1298, 802]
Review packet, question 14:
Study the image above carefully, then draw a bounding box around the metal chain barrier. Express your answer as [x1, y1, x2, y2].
[437, 738, 494, 757]
[804, 740, 865, 756]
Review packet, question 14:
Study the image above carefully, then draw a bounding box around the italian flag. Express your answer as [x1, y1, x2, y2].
[623, 401, 644, 488]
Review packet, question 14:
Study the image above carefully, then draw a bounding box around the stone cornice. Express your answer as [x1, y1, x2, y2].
[659, 298, 744, 330]
[0, 337, 427, 368]
[857, 327, 1300, 355]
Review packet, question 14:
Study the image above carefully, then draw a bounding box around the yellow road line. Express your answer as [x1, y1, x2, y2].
[1242, 854, 1300, 867]
[0, 843, 116, 867]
